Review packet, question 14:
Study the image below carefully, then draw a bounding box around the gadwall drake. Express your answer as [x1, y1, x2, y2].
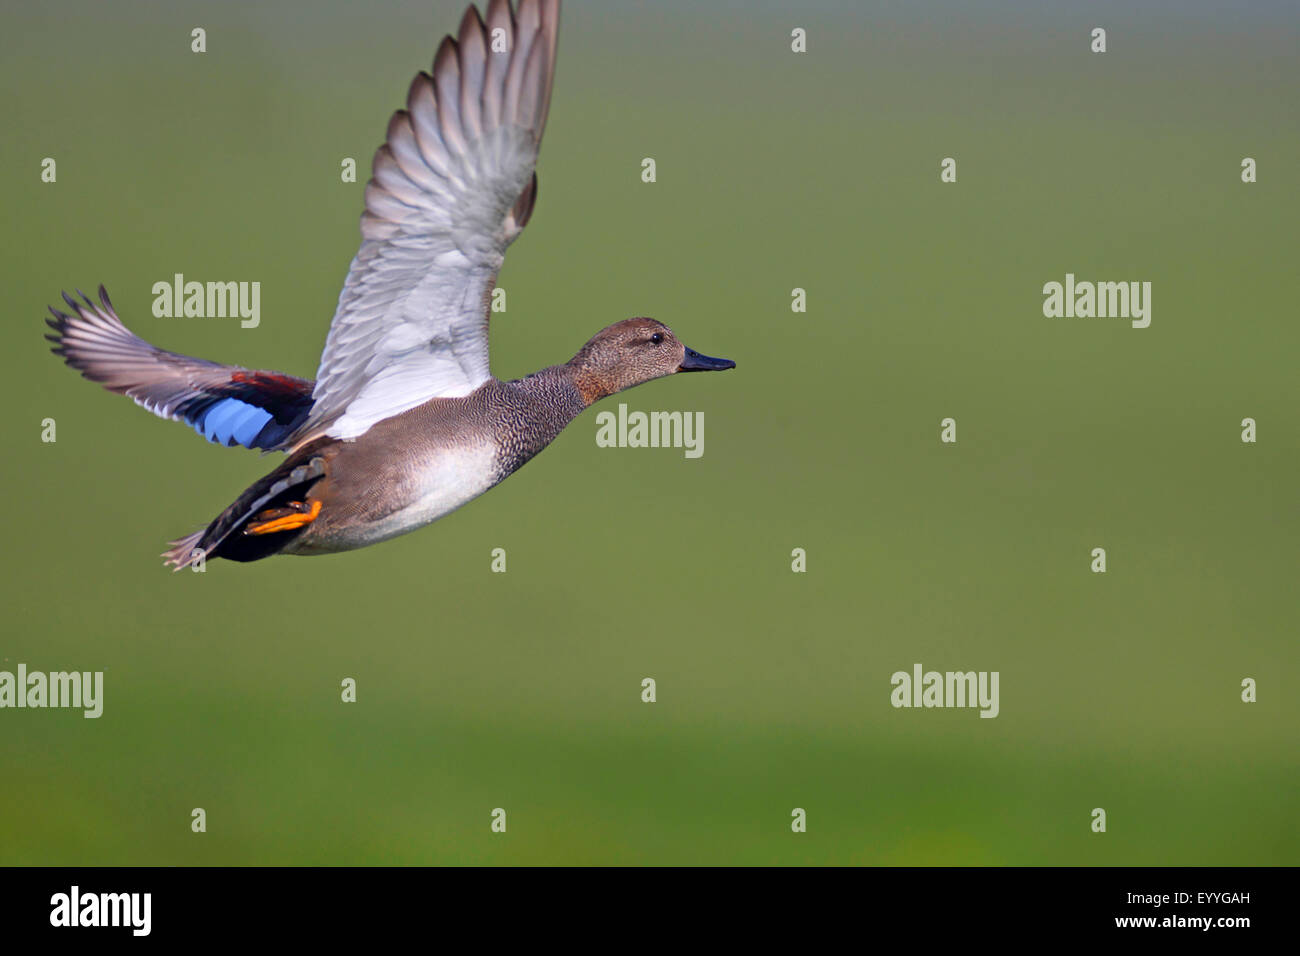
[46, 0, 733, 570]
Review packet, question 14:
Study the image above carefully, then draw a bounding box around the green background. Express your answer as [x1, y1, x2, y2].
[1, 0, 1295, 864]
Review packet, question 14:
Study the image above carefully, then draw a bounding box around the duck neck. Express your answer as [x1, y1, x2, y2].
[513, 362, 607, 413]
[491, 365, 591, 478]
[509, 363, 591, 427]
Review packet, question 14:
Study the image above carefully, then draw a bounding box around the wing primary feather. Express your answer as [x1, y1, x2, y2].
[297, 1, 562, 446]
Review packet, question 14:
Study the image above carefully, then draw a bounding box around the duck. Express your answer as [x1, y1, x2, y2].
[45, 0, 734, 571]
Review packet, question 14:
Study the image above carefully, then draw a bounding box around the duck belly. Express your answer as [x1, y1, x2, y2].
[287, 442, 500, 555]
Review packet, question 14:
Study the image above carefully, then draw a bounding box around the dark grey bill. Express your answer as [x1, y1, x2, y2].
[679, 346, 736, 372]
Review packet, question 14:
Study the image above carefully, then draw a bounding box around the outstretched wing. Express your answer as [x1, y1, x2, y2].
[295, 0, 560, 445]
[47, 287, 315, 451]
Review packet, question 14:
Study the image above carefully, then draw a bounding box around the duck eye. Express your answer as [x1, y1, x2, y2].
[650, 332, 663, 345]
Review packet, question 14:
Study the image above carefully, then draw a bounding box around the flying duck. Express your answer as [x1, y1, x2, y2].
[45, 0, 734, 570]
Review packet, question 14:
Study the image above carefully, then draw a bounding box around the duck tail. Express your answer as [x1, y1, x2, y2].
[160, 446, 329, 570]
[162, 530, 207, 572]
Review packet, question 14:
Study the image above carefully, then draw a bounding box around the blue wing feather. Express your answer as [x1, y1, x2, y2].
[47, 286, 315, 452]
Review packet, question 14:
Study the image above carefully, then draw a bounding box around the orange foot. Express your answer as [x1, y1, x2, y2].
[245, 499, 322, 536]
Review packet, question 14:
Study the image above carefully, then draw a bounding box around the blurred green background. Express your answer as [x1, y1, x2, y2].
[1, 0, 1296, 864]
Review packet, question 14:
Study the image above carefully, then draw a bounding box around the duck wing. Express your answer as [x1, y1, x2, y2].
[293, 0, 560, 446]
[46, 286, 315, 451]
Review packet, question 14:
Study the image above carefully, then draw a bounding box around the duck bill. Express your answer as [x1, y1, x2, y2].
[678, 346, 736, 372]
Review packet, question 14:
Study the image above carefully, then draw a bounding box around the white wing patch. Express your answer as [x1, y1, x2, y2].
[298, 0, 559, 443]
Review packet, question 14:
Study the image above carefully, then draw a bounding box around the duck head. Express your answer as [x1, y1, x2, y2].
[569, 318, 735, 405]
